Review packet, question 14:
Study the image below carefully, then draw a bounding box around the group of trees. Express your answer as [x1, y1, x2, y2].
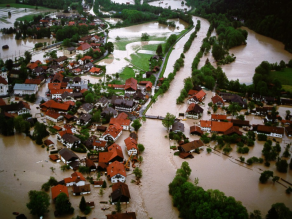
[194, 0, 292, 52]
[169, 162, 249, 218]
[183, 20, 200, 53]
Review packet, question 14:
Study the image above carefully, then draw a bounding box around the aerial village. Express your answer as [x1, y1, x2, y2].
[1, 1, 292, 219]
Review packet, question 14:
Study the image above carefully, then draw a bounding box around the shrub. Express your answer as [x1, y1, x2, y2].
[259, 170, 273, 183]
[276, 159, 288, 173]
[206, 148, 212, 153]
[257, 134, 267, 141]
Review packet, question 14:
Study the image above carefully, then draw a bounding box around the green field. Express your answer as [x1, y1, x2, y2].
[282, 85, 292, 92]
[119, 67, 135, 81]
[270, 68, 292, 85]
[114, 38, 140, 51]
[130, 53, 152, 71]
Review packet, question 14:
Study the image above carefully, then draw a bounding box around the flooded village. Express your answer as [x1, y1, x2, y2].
[0, 0, 292, 219]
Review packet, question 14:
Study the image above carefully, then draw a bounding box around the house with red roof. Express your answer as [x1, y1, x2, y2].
[102, 123, 123, 141]
[124, 78, 137, 94]
[78, 55, 92, 65]
[90, 67, 102, 75]
[76, 43, 92, 55]
[199, 120, 212, 132]
[45, 109, 63, 123]
[25, 79, 42, 87]
[107, 161, 126, 183]
[124, 136, 138, 156]
[51, 184, 69, 201]
[211, 95, 224, 107]
[64, 172, 86, 186]
[51, 89, 73, 99]
[68, 21, 75, 26]
[187, 89, 206, 104]
[99, 143, 124, 164]
[109, 112, 132, 130]
[211, 121, 233, 133]
[185, 103, 203, 119]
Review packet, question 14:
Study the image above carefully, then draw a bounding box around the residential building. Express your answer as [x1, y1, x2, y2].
[45, 109, 63, 123]
[102, 123, 123, 141]
[64, 172, 86, 186]
[51, 184, 69, 201]
[77, 113, 92, 126]
[124, 136, 138, 156]
[199, 120, 212, 132]
[211, 95, 224, 107]
[179, 140, 204, 153]
[76, 43, 92, 55]
[124, 78, 137, 94]
[211, 121, 233, 133]
[185, 103, 203, 119]
[72, 184, 91, 196]
[0, 75, 9, 96]
[14, 84, 38, 96]
[255, 125, 284, 138]
[106, 212, 136, 219]
[111, 182, 131, 204]
[109, 112, 132, 130]
[0, 101, 30, 115]
[59, 148, 79, 165]
[107, 161, 126, 183]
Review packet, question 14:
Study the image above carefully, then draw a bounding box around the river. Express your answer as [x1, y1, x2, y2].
[1, 2, 292, 219]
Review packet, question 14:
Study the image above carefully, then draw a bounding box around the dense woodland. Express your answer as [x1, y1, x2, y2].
[192, 0, 292, 52]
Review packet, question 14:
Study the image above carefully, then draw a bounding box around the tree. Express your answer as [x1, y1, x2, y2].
[99, 188, 104, 196]
[85, 93, 94, 103]
[5, 59, 13, 70]
[63, 38, 71, 47]
[176, 161, 191, 180]
[78, 166, 90, 174]
[24, 51, 32, 64]
[248, 101, 255, 112]
[276, 159, 288, 173]
[228, 102, 242, 117]
[33, 122, 49, 145]
[141, 32, 149, 41]
[60, 164, 70, 171]
[131, 119, 142, 131]
[105, 42, 114, 54]
[116, 200, 121, 212]
[55, 192, 74, 215]
[133, 167, 142, 179]
[259, 170, 273, 183]
[138, 156, 143, 163]
[249, 210, 262, 219]
[102, 180, 107, 188]
[92, 111, 101, 123]
[79, 196, 87, 212]
[272, 176, 280, 184]
[266, 203, 292, 219]
[26, 190, 50, 217]
[156, 44, 163, 55]
[290, 158, 292, 170]
[162, 112, 176, 131]
[14, 116, 30, 134]
[137, 143, 145, 153]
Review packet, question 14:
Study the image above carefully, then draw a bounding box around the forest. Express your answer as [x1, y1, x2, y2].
[17, 0, 80, 10]
[192, 0, 292, 52]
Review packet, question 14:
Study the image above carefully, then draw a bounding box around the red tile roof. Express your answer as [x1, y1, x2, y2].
[48, 83, 61, 90]
[64, 172, 86, 184]
[51, 184, 69, 200]
[110, 112, 131, 127]
[50, 102, 71, 111]
[200, 120, 212, 128]
[58, 129, 73, 137]
[188, 89, 198, 96]
[211, 95, 224, 105]
[124, 137, 137, 151]
[107, 161, 126, 178]
[103, 123, 123, 138]
[68, 21, 75, 26]
[25, 79, 41, 85]
[211, 114, 227, 120]
[0, 76, 8, 85]
[125, 78, 137, 91]
[50, 89, 73, 95]
[211, 121, 233, 132]
[77, 43, 91, 51]
[81, 56, 92, 61]
[44, 139, 54, 146]
[90, 67, 101, 73]
[46, 110, 61, 119]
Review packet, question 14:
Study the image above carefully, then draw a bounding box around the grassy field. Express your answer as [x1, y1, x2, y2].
[282, 85, 292, 92]
[16, 11, 50, 21]
[130, 53, 152, 71]
[270, 68, 292, 85]
[141, 43, 166, 53]
[119, 67, 135, 81]
[114, 38, 140, 51]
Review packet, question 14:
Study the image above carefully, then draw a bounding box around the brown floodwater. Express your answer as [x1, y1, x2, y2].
[148, 0, 191, 11]
[221, 27, 292, 84]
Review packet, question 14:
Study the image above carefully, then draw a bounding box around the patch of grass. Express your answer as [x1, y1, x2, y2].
[270, 68, 292, 85]
[110, 79, 124, 85]
[282, 85, 292, 92]
[16, 13, 36, 21]
[114, 38, 140, 51]
[130, 53, 152, 71]
[141, 44, 160, 51]
[0, 3, 50, 9]
[119, 67, 135, 81]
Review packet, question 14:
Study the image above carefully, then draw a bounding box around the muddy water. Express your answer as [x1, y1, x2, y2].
[148, 0, 191, 11]
[222, 27, 292, 84]
[139, 15, 292, 218]
[104, 17, 123, 25]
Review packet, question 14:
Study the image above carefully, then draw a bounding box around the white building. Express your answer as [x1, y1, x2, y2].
[14, 84, 38, 96]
